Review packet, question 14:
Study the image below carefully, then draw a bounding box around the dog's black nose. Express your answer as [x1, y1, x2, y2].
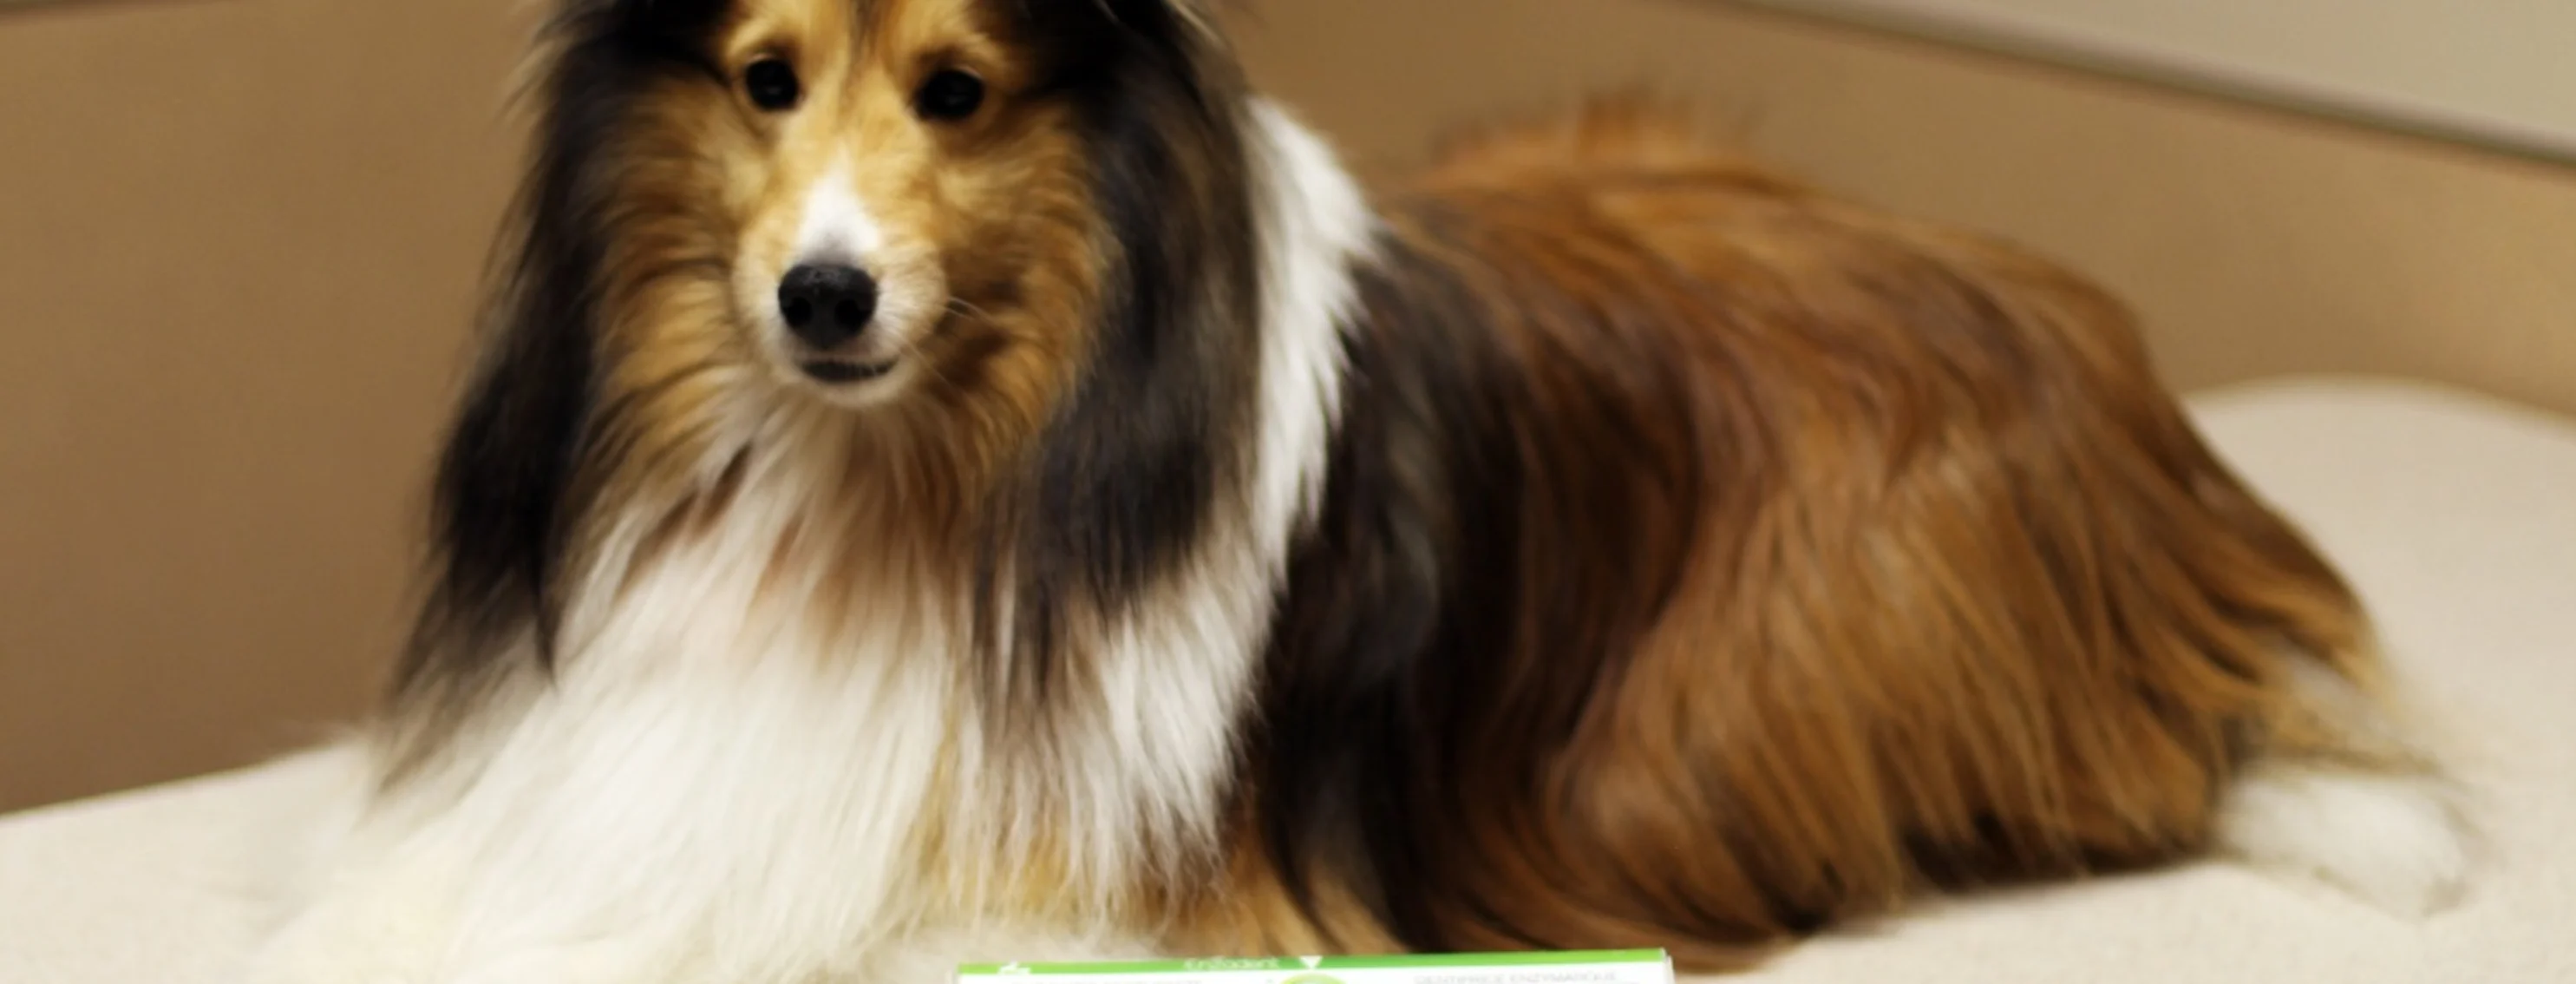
[777, 264, 879, 351]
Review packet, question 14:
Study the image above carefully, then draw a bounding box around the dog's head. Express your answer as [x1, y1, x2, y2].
[525, 0, 1244, 414]
[402, 0, 1271, 695]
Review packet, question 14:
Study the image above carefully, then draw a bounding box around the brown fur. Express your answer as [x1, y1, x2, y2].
[1174, 107, 2407, 969]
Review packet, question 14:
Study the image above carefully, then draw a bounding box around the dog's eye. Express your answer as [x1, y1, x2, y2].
[744, 58, 802, 112]
[912, 69, 985, 121]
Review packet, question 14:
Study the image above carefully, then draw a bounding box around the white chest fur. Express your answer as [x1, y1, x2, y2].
[249, 516, 983, 981]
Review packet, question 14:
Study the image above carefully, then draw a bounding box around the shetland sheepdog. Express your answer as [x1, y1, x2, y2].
[245, 1, 2470, 981]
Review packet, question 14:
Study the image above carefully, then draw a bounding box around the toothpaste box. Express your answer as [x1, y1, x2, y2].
[957, 950, 1675, 984]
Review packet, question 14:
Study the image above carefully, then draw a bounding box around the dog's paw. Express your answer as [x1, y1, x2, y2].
[2218, 763, 2474, 916]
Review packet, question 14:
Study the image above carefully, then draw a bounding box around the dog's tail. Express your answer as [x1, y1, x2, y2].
[2217, 649, 2474, 915]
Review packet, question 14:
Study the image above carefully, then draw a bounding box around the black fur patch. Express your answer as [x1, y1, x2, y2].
[396, 1, 729, 707]
[1253, 221, 1532, 939]
[974, 3, 1266, 707]
[1252, 202, 1709, 949]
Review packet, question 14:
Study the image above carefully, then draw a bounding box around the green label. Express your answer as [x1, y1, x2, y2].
[956, 950, 1671, 979]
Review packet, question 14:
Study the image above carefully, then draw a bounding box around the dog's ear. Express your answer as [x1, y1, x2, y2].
[1125, 0, 1232, 32]
[404, 0, 722, 703]
[1070, 0, 1233, 43]
[1129, 0, 1216, 25]
[550, 0, 729, 45]
[566, 0, 720, 18]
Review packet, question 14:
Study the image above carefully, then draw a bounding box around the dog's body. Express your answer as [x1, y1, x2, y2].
[245, 2, 2467, 981]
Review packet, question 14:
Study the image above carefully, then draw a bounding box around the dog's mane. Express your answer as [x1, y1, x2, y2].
[390, 0, 1265, 758]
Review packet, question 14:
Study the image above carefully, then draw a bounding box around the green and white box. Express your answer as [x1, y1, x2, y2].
[957, 951, 1675, 984]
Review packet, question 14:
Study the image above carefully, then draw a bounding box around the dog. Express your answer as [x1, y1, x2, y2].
[244, 1, 2469, 981]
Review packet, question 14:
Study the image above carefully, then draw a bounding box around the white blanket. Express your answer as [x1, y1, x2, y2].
[4, 376, 2570, 983]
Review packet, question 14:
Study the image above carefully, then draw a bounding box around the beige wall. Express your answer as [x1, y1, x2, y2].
[3, 0, 2572, 811]
[0, 0, 526, 810]
[1735, 0, 2576, 161]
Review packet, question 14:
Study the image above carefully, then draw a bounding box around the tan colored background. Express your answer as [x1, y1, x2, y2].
[0, 0, 529, 810]
[1733, 0, 2576, 162]
[3, 0, 2572, 812]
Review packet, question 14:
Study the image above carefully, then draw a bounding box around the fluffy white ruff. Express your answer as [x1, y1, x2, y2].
[241, 102, 1374, 984]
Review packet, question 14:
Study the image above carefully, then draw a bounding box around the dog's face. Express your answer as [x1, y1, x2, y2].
[713, 0, 1096, 408]
[586, 0, 1215, 419]
[409, 0, 1254, 665]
